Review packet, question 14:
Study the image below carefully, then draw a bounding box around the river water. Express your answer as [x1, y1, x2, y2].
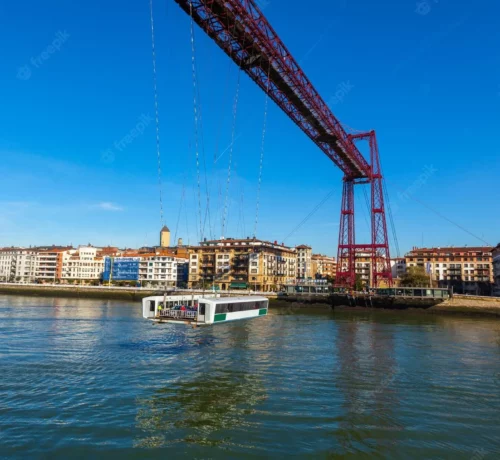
[1, 295, 499, 458]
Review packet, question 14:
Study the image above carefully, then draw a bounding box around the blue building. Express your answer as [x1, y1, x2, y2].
[103, 257, 140, 282]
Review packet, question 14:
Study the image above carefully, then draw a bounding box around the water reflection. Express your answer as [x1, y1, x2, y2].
[135, 370, 266, 448]
[334, 319, 402, 453]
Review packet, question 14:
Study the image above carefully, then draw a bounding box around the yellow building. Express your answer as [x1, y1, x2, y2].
[188, 237, 297, 291]
[311, 254, 336, 279]
[160, 226, 171, 248]
[405, 246, 494, 295]
[338, 250, 392, 288]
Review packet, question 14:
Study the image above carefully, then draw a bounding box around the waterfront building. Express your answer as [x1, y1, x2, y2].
[102, 257, 141, 283]
[493, 245, 500, 297]
[354, 251, 372, 286]
[0, 246, 71, 282]
[0, 248, 37, 282]
[337, 250, 393, 287]
[311, 254, 336, 279]
[405, 246, 494, 295]
[60, 246, 105, 282]
[139, 249, 189, 288]
[36, 246, 70, 281]
[188, 237, 297, 291]
[391, 258, 407, 280]
[296, 245, 312, 280]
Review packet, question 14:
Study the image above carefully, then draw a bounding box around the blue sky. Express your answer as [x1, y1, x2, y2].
[0, 0, 499, 255]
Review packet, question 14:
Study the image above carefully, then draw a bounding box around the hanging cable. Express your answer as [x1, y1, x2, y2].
[254, 69, 271, 238]
[149, 0, 164, 227]
[236, 185, 246, 237]
[221, 71, 241, 238]
[189, 1, 204, 241]
[174, 176, 187, 244]
[194, 62, 212, 241]
[383, 179, 401, 258]
[283, 188, 336, 243]
[386, 179, 492, 247]
[361, 186, 371, 230]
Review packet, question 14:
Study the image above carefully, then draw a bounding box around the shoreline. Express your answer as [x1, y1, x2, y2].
[1, 284, 500, 319]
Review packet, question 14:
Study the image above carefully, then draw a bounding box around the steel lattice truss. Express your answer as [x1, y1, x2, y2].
[173, 0, 392, 287]
[174, 0, 370, 179]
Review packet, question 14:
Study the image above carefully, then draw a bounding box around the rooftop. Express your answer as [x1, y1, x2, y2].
[196, 237, 294, 251]
[407, 246, 494, 254]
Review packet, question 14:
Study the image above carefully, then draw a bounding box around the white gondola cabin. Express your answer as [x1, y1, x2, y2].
[142, 295, 268, 325]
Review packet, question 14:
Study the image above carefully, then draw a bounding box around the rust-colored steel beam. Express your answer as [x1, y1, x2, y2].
[173, 0, 371, 179]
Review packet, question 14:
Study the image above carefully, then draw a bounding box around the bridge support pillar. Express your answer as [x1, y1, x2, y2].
[336, 131, 392, 288]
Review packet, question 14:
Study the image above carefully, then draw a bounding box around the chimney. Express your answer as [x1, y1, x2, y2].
[178, 238, 183, 246]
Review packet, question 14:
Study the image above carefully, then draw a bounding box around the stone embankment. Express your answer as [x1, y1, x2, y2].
[434, 294, 500, 316]
[0, 283, 277, 301]
[0, 283, 157, 300]
[1, 283, 500, 317]
[274, 293, 500, 318]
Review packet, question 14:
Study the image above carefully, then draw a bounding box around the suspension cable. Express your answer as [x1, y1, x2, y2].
[195, 63, 212, 241]
[283, 188, 336, 243]
[386, 179, 492, 247]
[221, 71, 241, 238]
[174, 176, 186, 244]
[149, 0, 164, 227]
[237, 186, 246, 237]
[189, 1, 204, 241]
[254, 69, 271, 238]
[361, 186, 371, 230]
[383, 179, 401, 257]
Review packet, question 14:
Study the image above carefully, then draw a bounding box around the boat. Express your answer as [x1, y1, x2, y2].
[142, 294, 269, 325]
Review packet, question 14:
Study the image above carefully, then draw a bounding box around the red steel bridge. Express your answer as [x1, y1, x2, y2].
[173, 0, 392, 287]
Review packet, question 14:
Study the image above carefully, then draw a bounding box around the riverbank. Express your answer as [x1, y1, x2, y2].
[0, 283, 277, 301]
[1, 283, 500, 318]
[274, 295, 500, 318]
[0, 283, 157, 301]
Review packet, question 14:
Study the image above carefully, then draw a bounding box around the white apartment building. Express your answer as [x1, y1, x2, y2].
[296, 245, 312, 279]
[405, 246, 494, 295]
[0, 247, 66, 282]
[140, 254, 189, 287]
[0, 248, 37, 282]
[36, 249, 62, 281]
[391, 258, 407, 280]
[60, 246, 104, 281]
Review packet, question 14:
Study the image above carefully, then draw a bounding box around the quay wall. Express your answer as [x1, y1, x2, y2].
[1, 284, 499, 318]
[0, 283, 157, 300]
[275, 293, 500, 318]
[0, 283, 278, 301]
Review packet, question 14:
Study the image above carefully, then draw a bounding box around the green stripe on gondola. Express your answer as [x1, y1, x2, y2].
[258, 309, 267, 316]
[214, 313, 227, 322]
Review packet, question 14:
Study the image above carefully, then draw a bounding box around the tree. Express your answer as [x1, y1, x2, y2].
[354, 274, 364, 291]
[400, 266, 430, 287]
[325, 275, 336, 285]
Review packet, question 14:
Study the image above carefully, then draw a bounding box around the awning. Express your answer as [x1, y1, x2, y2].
[230, 282, 248, 289]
